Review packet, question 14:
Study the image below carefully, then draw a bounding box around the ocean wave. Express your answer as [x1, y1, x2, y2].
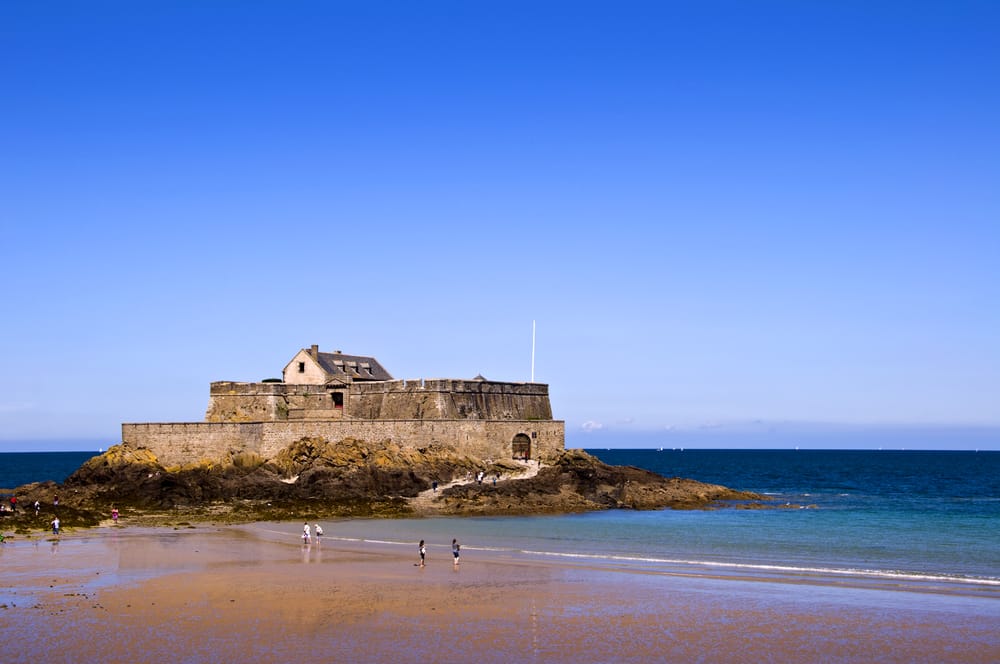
[251, 524, 999, 589]
[516, 549, 1000, 587]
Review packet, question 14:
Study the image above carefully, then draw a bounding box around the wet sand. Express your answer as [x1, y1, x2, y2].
[1, 524, 998, 663]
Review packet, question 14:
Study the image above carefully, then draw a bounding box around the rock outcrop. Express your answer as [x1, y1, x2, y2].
[432, 449, 760, 515]
[4, 439, 766, 529]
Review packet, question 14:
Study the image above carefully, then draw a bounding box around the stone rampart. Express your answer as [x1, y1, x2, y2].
[206, 379, 554, 423]
[120, 422, 266, 467]
[348, 379, 553, 420]
[123, 420, 565, 467]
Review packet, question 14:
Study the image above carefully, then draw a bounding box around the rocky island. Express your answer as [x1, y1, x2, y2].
[1, 345, 767, 531]
[4, 438, 764, 531]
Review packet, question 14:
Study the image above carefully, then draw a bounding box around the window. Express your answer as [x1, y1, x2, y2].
[332, 392, 344, 409]
[298, 362, 305, 373]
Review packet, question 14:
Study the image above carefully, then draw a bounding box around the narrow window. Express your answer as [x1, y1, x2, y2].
[332, 392, 344, 409]
[298, 362, 305, 373]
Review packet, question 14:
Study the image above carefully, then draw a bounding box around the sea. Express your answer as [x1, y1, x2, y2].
[0, 451, 99, 490]
[3, 448, 998, 594]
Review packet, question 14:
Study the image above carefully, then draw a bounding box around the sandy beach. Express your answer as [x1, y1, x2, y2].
[2, 523, 998, 664]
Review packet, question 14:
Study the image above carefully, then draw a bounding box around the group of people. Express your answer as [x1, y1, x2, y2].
[301, 522, 324, 544]
[1, 495, 122, 539]
[3, 494, 63, 536]
[417, 538, 461, 567]
[295, 526, 464, 567]
[5, 494, 59, 513]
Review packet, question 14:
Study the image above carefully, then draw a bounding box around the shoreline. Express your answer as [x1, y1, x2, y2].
[7, 516, 1000, 595]
[2, 523, 998, 663]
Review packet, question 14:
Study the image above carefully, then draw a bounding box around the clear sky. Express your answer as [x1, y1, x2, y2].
[2, 2, 998, 451]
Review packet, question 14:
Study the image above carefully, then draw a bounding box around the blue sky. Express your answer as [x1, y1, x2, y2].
[2, 2, 998, 451]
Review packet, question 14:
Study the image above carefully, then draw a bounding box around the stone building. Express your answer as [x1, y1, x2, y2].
[123, 345, 565, 467]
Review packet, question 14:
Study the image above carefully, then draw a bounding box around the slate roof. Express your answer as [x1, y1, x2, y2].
[314, 351, 393, 382]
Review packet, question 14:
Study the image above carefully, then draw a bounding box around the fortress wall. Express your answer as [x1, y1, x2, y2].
[121, 423, 266, 467]
[257, 420, 565, 460]
[207, 382, 334, 422]
[208, 380, 554, 423]
[123, 420, 565, 467]
[349, 380, 553, 421]
[205, 393, 286, 422]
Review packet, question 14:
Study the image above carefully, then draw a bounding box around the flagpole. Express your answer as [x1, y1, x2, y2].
[530, 320, 536, 383]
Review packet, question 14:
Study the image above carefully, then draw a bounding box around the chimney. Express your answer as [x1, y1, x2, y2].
[310, 344, 319, 360]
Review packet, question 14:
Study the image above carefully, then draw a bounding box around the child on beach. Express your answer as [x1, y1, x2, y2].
[302, 522, 311, 544]
[51, 517, 60, 536]
[111, 507, 119, 524]
[419, 540, 426, 567]
[315, 524, 323, 540]
[452, 539, 461, 566]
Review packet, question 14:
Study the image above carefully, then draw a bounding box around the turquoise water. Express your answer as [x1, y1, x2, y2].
[4, 449, 998, 591]
[589, 449, 1000, 582]
[290, 449, 1000, 592]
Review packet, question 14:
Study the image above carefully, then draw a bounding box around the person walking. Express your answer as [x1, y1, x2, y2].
[315, 524, 323, 540]
[51, 516, 60, 536]
[452, 538, 461, 566]
[302, 522, 311, 544]
[111, 507, 119, 524]
[418, 540, 426, 567]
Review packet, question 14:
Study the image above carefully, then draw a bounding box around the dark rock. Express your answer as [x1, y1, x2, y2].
[8, 440, 766, 527]
[435, 449, 762, 515]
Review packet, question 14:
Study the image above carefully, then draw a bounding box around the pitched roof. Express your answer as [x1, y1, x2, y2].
[314, 351, 393, 382]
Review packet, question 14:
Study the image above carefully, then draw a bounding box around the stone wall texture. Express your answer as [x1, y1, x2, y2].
[206, 379, 553, 423]
[122, 419, 566, 468]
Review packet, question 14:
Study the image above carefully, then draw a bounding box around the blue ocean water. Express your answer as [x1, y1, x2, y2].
[4, 449, 998, 592]
[586, 449, 1000, 585]
[304, 449, 1000, 593]
[0, 451, 99, 490]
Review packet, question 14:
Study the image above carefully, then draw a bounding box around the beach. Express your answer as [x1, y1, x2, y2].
[2, 522, 997, 664]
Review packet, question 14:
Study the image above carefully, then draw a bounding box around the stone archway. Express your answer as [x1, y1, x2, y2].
[512, 433, 531, 461]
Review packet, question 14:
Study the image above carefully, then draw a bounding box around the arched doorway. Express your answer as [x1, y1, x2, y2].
[512, 433, 531, 461]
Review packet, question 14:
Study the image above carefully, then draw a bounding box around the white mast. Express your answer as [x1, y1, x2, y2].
[530, 320, 536, 383]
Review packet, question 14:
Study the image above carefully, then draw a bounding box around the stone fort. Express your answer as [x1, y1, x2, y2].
[122, 345, 566, 467]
